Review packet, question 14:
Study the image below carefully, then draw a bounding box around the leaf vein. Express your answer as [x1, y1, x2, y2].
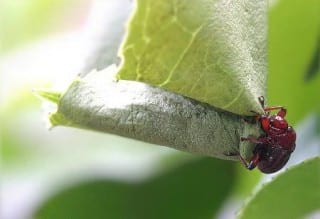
[158, 25, 204, 87]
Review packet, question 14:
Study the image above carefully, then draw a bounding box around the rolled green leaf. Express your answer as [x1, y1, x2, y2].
[36, 0, 267, 160]
[39, 66, 262, 160]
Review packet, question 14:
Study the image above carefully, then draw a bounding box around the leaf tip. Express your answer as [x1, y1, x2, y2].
[48, 112, 74, 127]
[32, 88, 62, 104]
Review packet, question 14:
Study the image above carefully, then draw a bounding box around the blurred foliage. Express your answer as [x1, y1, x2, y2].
[34, 158, 237, 219]
[0, 0, 89, 52]
[305, 38, 320, 82]
[239, 157, 320, 219]
[268, 0, 320, 124]
[1, 91, 40, 163]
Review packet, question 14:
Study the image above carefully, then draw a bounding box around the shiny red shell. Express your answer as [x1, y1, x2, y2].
[240, 96, 296, 174]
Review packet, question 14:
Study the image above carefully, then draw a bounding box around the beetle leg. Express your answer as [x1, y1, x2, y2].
[239, 154, 259, 170]
[241, 136, 270, 144]
[264, 106, 287, 118]
[247, 153, 260, 170]
[257, 97, 287, 118]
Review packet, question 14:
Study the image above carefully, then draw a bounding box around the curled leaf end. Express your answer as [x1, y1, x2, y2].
[49, 112, 74, 127]
[33, 89, 62, 104]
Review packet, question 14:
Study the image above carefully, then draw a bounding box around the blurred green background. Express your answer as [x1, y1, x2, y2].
[1, 0, 319, 219]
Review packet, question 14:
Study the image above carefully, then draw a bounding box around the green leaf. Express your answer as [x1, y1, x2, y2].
[33, 89, 61, 104]
[33, 157, 237, 219]
[46, 67, 262, 160]
[238, 157, 320, 219]
[34, 0, 267, 159]
[268, 0, 320, 124]
[117, 0, 267, 116]
[305, 37, 320, 82]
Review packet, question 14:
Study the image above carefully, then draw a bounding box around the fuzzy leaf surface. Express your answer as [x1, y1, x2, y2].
[117, 0, 267, 115]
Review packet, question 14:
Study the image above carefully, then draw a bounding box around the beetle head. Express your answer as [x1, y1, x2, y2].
[269, 115, 288, 130]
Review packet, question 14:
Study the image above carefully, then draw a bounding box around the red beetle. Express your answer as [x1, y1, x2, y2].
[240, 96, 296, 173]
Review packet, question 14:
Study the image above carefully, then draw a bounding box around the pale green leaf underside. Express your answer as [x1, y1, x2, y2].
[36, 66, 262, 161]
[117, 0, 267, 116]
[239, 157, 320, 219]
